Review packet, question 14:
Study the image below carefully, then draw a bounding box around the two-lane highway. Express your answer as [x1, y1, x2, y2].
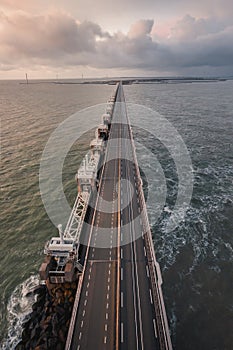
[117, 85, 159, 349]
[69, 86, 122, 350]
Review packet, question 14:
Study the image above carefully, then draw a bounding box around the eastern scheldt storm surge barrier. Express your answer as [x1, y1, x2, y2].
[39, 82, 172, 350]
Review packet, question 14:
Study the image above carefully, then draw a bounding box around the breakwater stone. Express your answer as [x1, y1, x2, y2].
[16, 282, 77, 350]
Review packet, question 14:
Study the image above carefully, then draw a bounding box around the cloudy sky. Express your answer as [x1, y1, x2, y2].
[0, 0, 233, 78]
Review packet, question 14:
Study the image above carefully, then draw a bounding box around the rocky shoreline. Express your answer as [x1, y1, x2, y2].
[16, 282, 77, 350]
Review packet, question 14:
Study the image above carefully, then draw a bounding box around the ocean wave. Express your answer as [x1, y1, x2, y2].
[144, 160, 233, 270]
[1, 275, 39, 350]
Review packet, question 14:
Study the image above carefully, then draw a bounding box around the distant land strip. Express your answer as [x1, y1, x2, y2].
[19, 77, 227, 85]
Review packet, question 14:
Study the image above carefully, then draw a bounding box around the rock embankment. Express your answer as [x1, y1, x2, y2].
[16, 282, 77, 350]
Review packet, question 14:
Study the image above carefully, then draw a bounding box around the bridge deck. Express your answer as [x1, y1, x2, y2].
[66, 83, 172, 350]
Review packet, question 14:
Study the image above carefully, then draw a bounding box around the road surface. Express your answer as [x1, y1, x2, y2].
[68, 83, 171, 350]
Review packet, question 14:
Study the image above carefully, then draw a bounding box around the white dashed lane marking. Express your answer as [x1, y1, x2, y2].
[149, 289, 153, 304]
[121, 267, 123, 281]
[144, 246, 147, 257]
[121, 322, 124, 343]
[153, 319, 158, 338]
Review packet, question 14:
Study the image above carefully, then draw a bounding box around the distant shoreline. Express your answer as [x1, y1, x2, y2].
[19, 77, 227, 85]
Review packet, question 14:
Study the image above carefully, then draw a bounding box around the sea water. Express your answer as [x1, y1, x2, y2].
[1, 79, 232, 349]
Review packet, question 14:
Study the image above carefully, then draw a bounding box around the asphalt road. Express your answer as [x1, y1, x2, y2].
[69, 83, 170, 350]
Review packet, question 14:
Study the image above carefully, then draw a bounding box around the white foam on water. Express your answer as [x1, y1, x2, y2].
[1, 275, 40, 350]
[141, 159, 233, 270]
[169, 302, 178, 338]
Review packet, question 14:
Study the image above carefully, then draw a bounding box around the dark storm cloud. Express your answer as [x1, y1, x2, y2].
[0, 10, 233, 75]
[0, 11, 108, 58]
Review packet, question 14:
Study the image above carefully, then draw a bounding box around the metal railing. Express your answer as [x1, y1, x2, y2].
[63, 192, 90, 242]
